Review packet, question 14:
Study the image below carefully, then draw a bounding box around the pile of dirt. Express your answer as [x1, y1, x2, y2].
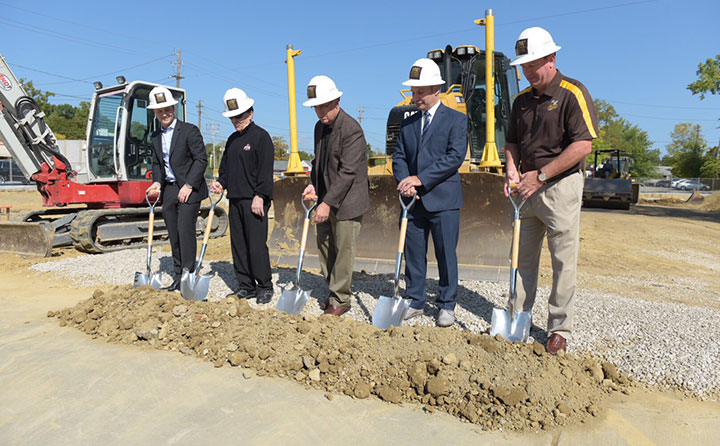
[700, 191, 720, 211]
[50, 286, 635, 432]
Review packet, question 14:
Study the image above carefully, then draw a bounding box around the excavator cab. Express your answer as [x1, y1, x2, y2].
[86, 82, 186, 183]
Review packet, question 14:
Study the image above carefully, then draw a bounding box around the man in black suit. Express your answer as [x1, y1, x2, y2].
[145, 86, 208, 291]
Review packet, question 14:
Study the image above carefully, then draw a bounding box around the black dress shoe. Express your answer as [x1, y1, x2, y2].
[163, 278, 180, 292]
[255, 289, 273, 304]
[226, 289, 255, 299]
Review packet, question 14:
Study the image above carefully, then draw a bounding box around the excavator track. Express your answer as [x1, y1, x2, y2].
[69, 205, 228, 254]
[12, 205, 228, 255]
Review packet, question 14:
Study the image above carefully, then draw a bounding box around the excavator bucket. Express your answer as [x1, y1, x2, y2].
[0, 221, 55, 257]
[269, 173, 513, 282]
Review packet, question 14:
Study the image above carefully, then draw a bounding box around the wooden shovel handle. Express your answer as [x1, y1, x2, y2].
[148, 211, 155, 248]
[511, 218, 521, 269]
[398, 217, 408, 254]
[300, 216, 310, 251]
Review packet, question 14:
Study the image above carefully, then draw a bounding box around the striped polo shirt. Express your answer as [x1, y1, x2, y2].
[506, 70, 599, 182]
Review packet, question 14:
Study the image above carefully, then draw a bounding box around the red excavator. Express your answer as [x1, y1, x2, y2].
[0, 54, 227, 256]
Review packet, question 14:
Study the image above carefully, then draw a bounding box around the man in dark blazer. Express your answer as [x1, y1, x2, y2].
[146, 86, 208, 291]
[301, 75, 370, 316]
[393, 58, 467, 327]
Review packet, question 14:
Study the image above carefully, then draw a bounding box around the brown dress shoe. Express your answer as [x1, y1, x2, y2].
[319, 300, 329, 311]
[323, 304, 350, 316]
[546, 333, 567, 355]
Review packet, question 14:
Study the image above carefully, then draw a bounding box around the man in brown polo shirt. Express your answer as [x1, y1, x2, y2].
[504, 27, 598, 354]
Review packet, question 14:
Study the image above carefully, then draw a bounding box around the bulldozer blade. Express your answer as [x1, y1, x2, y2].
[372, 296, 411, 330]
[269, 173, 512, 282]
[277, 288, 309, 315]
[0, 222, 54, 257]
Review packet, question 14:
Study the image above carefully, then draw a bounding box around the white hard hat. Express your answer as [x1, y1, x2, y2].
[302, 75, 343, 107]
[222, 88, 254, 117]
[402, 58, 444, 87]
[510, 27, 561, 66]
[147, 86, 178, 109]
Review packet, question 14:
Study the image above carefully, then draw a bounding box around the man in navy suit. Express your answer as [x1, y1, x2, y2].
[145, 86, 208, 291]
[392, 58, 467, 327]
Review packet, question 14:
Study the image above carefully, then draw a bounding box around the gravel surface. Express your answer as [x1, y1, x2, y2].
[32, 249, 720, 399]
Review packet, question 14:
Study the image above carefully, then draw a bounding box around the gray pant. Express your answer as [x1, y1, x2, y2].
[316, 211, 362, 307]
[515, 171, 583, 339]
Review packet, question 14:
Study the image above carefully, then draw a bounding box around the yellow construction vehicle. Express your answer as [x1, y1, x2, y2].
[270, 10, 519, 282]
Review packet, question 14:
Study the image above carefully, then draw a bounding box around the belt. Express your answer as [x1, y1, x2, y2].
[164, 181, 177, 186]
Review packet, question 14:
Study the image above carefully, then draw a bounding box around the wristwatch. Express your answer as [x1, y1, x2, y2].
[537, 169, 547, 183]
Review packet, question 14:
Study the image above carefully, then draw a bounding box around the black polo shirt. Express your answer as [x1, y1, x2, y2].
[506, 70, 599, 182]
[217, 121, 274, 201]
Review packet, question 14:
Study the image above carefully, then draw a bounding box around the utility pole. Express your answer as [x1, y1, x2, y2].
[171, 49, 184, 88]
[357, 106, 364, 125]
[207, 122, 219, 177]
[197, 99, 203, 129]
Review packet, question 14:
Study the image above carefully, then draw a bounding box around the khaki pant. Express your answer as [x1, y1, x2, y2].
[316, 211, 362, 307]
[515, 171, 583, 339]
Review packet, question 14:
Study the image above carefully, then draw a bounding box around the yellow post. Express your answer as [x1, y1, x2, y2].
[285, 44, 305, 176]
[475, 10, 502, 169]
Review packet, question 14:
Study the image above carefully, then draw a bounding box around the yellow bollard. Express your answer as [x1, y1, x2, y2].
[285, 44, 306, 176]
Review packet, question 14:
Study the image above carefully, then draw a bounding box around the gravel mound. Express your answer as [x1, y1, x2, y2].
[50, 286, 633, 431]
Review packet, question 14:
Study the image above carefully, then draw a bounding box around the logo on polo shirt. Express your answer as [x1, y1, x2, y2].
[547, 99, 559, 111]
[243, 144, 251, 151]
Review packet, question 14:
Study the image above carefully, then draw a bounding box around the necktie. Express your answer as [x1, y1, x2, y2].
[422, 112, 430, 137]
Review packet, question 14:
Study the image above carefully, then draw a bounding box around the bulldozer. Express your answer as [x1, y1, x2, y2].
[0, 54, 228, 256]
[269, 10, 521, 282]
[583, 149, 639, 210]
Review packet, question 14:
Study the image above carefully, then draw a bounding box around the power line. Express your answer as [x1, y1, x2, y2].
[608, 99, 720, 111]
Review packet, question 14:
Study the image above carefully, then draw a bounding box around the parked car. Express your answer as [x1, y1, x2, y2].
[655, 179, 671, 188]
[676, 180, 710, 191]
[670, 178, 688, 188]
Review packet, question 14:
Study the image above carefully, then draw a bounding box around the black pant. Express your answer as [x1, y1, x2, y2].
[162, 183, 201, 275]
[229, 198, 272, 293]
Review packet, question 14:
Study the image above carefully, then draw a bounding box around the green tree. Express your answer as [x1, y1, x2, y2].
[665, 123, 706, 177]
[700, 157, 720, 178]
[19, 79, 88, 140]
[590, 99, 660, 177]
[298, 151, 312, 161]
[273, 136, 289, 160]
[687, 55, 720, 99]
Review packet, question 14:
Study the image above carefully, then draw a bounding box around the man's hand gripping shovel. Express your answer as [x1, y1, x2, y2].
[134, 190, 164, 289]
[490, 185, 532, 342]
[180, 189, 225, 301]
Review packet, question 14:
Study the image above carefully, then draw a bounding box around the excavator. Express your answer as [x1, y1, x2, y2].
[269, 10, 520, 281]
[0, 54, 228, 256]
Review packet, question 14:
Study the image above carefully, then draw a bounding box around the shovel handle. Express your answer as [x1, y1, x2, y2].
[511, 218, 520, 269]
[202, 190, 225, 245]
[300, 215, 311, 251]
[148, 210, 155, 248]
[398, 217, 408, 254]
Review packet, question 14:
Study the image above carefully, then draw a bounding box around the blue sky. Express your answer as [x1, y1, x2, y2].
[2, 0, 719, 156]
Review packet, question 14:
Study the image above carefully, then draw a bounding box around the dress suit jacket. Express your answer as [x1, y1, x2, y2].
[310, 108, 370, 220]
[392, 103, 467, 212]
[151, 120, 209, 204]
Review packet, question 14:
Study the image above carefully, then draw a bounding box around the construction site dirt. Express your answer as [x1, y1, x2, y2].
[1, 190, 719, 444]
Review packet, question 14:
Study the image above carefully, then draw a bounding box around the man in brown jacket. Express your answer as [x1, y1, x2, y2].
[301, 75, 370, 316]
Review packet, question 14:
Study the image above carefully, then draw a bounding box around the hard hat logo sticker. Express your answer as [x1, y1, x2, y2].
[226, 99, 239, 111]
[307, 85, 317, 99]
[155, 93, 166, 104]
[516, 39, 528, 56]
[409, 66, 422, 80]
